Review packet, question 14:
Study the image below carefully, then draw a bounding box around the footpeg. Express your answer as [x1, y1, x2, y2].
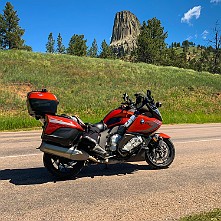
[92, 144, 109, 159]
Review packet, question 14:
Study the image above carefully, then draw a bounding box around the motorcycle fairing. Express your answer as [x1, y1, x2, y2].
[127, 115, 162, 135]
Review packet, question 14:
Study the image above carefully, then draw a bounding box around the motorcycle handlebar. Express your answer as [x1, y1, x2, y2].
[122, 93, 134, 105]
[122, 90, 161, 110]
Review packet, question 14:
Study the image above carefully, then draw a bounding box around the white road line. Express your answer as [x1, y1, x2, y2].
[1, 138, 221, 159]
[0, 153, 41, 159]
[175, 138, 221, 144]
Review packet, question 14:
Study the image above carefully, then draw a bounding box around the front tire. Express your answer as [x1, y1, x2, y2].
[43, 153, 85, 179]
[145, 138, 175, 169]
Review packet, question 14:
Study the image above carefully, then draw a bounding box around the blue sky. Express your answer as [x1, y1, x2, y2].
[0, 0, 220, 52]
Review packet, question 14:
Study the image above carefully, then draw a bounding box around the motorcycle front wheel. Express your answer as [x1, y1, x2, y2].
[145, 138, 175, 169]
[43, 153, 85, 179]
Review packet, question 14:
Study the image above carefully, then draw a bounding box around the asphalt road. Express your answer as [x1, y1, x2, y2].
[0, 124, 221, 221]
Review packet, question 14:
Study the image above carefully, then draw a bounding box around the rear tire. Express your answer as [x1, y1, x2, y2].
[145, 138, 175, 169]
[43, 153, 85, 179]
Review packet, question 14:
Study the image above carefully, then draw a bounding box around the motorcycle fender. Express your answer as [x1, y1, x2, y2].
[157, 133, 171, 139]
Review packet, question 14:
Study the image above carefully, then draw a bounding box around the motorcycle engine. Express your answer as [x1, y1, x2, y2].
[117, 134, 143, 157]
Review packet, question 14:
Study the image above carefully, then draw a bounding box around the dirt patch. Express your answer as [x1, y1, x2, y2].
[6, 83, 33, 100]
[212, 92, 221, 99]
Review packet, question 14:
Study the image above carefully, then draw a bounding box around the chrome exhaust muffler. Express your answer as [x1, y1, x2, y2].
[39, 142, 91, 161]
[39, 142, 124, 164]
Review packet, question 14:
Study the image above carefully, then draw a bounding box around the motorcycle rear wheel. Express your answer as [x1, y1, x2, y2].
[145, 138, 175, 169]
[43, 153, 85, 179]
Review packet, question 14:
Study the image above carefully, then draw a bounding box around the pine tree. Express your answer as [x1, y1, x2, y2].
[182, 40, 190, 53]
[46, 32, 55, 53]
[164, 48, 178, 66]
[178, 52, 187, 68]
[88, 38, 98, 57]
[0, 14, 3, 49]
[0, 2, 25, 49]
[99, 40, 114, 58]
[56, 33, 65, 54]
[136, 18, 168, 64]
[209, 23, 221, 74]
[67, 34, 87, 56]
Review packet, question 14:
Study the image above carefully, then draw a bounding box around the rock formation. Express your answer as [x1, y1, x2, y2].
[110, 11, 141, 56]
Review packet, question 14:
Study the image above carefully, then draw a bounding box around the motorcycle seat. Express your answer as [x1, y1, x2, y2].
[92, 121, 107, 132]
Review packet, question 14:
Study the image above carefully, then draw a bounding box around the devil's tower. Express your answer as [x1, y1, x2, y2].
[110, 11, 141, 56]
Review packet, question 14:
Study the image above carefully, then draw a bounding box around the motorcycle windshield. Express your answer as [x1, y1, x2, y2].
[148, 104, 162, 121]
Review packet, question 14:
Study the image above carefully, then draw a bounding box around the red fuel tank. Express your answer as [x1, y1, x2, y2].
[103, 108, 134, 128]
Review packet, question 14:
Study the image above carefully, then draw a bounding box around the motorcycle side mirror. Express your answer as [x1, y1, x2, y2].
[156, 102, 162, 108]
[123, 93, 129, 101]
[147, 90, 151, 97]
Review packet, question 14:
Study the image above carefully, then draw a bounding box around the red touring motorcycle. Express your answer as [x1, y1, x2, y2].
[27, 89, 175, 179]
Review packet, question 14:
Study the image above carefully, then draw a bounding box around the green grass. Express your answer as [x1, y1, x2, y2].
[179, 209, 221, 221]
[0, 115, 40, 131]
[0, 50, 221, 130]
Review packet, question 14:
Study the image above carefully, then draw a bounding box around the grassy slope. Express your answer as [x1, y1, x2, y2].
[0, 50, 221, 130]
[179, 208, 221, 221]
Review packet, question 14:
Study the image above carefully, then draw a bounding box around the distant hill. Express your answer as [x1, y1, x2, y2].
[0, 50, 221, 130]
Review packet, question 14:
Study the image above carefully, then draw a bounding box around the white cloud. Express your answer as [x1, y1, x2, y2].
[181, 6, 202, 24]
[202, 30, 209, 39]
[210, 0, 221, 3]
[187, 36, 193, 41]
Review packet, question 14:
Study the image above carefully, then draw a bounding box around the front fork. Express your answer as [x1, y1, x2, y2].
[144, 133, 171, 158]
